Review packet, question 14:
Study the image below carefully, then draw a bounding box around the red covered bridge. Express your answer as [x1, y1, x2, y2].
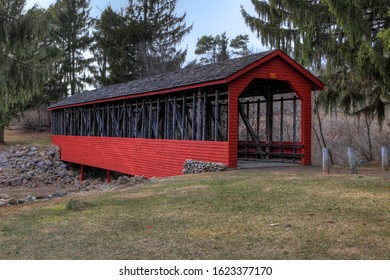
[49, 50, 324, 178]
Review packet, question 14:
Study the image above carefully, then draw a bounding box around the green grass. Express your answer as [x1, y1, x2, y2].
[0, 168, 389, 260]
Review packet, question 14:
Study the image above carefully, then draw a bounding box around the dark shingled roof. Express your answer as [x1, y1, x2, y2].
[49, 50, 274, 109]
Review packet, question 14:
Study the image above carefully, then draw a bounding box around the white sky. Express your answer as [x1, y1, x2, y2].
[26, 0, 267, 62]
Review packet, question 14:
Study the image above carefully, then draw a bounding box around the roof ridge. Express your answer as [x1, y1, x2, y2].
[49, 50, 276, 109]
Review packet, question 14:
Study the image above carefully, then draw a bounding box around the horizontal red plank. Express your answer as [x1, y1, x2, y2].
[52, 136, 230, 178]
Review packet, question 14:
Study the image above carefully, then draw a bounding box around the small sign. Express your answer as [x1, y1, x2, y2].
[268, 73, 278, 79]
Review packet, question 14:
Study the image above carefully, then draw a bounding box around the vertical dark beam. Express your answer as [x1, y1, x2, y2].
[202, 91, 207, 141]
[106, 104, 110, 137]
[148, 99, 153, 138]
[293, 95, 297, 161]
[265, 90, 274, 159]
[51, 111, 54, 134]
[173, 96, 177, 139]
[128, 104, 132, 138]
[80, 165, 84, 182]
[156, 98, 160, 139]
[196, 89, 202, 140]
[141, 100, 146, 138]
[279, 97, 284, 136]
[280, 97, 284, 155]
[246, 100, 250, 144]
[214, 91, 219, 141]
[266, 90, 274, 144]
[134, 102, 138, 138]
[181, 95, 186, 140]
[192, 92, 196, 140]
[122, 102, 126, 138]
[164, 97, 168, 139]
[106, 170, 111, 184]
[256, 99, 260, 139]
[80, 108, 84, 136]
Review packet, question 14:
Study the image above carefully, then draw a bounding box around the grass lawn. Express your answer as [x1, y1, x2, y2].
[0, 167, 389, 260]
[1, 128, 51, 150]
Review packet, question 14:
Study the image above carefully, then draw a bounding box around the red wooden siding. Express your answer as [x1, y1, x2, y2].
[229, 56, 314, 166]
[51, 52, 322, 178]
[52, 136, 229, 178]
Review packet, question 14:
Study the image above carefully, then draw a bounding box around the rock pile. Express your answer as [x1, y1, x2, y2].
[0, 192, 67, 207]
[182, 159, 228, 174]
[0, 145, 77, 188]
[0, 145, 151, 207]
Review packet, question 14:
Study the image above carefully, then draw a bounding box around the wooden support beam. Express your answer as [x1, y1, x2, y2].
[141, 100, 146, 138]
[196, 89, 202, 140]
[266, 91, 273, 145]
[173, 96, 177, 139]
[256, 99, 260, 140]
[209, 106, 224, 141]
[238, 104, 265, 158]
[202, 92, 208, 141]
[246, 100, 250, 144]
[214, 90, 219, 141]
[164, 97, 168, 139]
[156, 99, 160, 139]
[192, 92, 196, 140]
[265, 91, 274, 159]
[80, 165, 84, 182]
[280, 97, 284, 154]
[182, 95, 186, 140]
[148, 99, 153, 138]
[106, 104, 110, 137]
[106, 170, 111, 183]
[292, 96, 297, 161]
[134, 102, 139, 138]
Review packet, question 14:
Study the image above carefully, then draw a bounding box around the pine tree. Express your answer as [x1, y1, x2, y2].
[49, 0, 94, 96]
[230, 34, 251, 57]
[0, 0, 50, 144]
[92, 0, 192, 85]
[195, 33, 250, 64]
[128, 0, 193, 77]
[241, 0, 390, 123]
[92, 6, 140, 86]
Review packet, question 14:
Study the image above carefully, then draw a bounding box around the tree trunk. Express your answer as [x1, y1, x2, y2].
[0, 126, 5, 145]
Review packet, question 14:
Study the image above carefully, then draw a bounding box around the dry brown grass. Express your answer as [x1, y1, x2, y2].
[0, 128, 51, 151]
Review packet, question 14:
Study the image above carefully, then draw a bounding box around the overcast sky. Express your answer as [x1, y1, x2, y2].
[26, 0, 266, 62]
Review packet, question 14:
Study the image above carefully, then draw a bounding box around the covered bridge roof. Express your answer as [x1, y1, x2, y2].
[49, 49, 324, 110]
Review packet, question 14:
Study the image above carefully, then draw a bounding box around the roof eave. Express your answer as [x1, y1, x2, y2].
[48, 78, 229, 111]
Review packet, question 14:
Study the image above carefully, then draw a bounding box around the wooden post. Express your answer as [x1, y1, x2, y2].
[292, 96, 297, 161]
[265, 90, 273, 159]
[280, 97, 284, 155]
[256, 98, 260, 140]
[182, 95, 186, 140]
[134, 102, 139, 138]
[202, 92, 207, 141]
[164, 97, 168, 139]
[246, 99, 250, 144]
[196, 89, 202, 140]
[238, 105, 265, 158]
[80, 165, 84, 182]
[214, 91, 219, 141]
[348, 147, 358, 174]
[322, 148, 330, 174]
[192, 92, 196, 140]
[106, 170, 111, 184]
[173, 96, 177, 139]
[381, 146, 388, 171]
[156, 99, 160, 139]
[148, 100, 153, 138]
